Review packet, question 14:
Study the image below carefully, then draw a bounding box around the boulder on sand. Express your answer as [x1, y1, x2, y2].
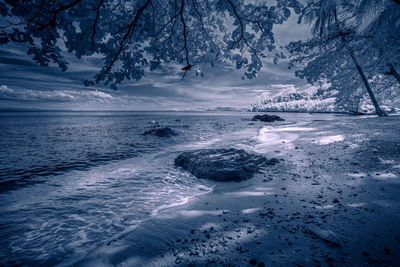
[174, 148, 279, 182]
[252, 114, 285, 122]
[143, 127, 178, 137]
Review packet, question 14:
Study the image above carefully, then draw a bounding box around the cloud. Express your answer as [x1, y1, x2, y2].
[0, 85, 113, 103]
[89, 90, 113, 99]
[0, 14, 311, 110]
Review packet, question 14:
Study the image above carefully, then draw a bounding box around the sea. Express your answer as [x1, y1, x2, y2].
[0, 110, 340, 265]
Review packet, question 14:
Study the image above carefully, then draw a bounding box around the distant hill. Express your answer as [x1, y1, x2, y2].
[250, 84, 400, 114]
[206, 107, 246, 112]
[250, 86, 337, 113]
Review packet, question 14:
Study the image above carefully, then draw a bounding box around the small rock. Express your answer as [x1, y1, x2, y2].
[251, 114, 285, 122]
[309, 226, 341, 247]
[143, 127, 178, 137]
[249, 259, 257, 265]
[384, 248, 393, 255]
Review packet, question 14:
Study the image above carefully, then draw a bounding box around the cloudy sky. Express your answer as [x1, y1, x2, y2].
[0, 12, 311, 111]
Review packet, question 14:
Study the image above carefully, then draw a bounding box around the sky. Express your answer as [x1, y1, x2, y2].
[0, 10, 311, 111]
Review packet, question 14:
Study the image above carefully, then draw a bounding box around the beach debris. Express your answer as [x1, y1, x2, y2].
[251, 114, 285, 122]
[175, 148, 278, 182]
[308, 226, 341, 247]
[249, 259, 257, 265]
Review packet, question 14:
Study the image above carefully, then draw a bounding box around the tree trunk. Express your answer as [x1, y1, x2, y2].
[376, 46, 400, 84]
[347, 49, 388, 116]
[387, 62, 400, 83]
[332, 6, 387, 116]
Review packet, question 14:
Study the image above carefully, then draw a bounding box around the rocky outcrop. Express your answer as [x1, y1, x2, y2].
[143, 127, 178, 137]
[251, 114, 285, 122]
[174, 148, 278, 182]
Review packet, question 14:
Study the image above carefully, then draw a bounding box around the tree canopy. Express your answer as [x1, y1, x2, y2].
[1, 0, 399, 115]
[0, 0, 300, 88]
[287, 0, 400, 116]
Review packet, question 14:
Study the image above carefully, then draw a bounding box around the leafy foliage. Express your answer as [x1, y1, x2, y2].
[250, 85, 337, 113]
[0, 0, 300, 88]
[287, 0, 400, 115]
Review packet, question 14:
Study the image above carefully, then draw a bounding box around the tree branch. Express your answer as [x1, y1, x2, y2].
[37, 0, 83, 30]
[224, 0, 260, 61]
[91, 0, 104, 50]
[103, 0, 151, 77]
[180, 0, 191, 79]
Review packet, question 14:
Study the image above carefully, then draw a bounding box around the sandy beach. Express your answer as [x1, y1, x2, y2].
[2, 0, 399, 265]
[68, 114, 400, 266]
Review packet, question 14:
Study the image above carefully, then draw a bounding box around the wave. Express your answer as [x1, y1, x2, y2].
[0, 149, 141, 193]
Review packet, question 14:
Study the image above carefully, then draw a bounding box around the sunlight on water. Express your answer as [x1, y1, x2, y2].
[241, 207, 262, 214]
[274, 127, 316, 132]
[347, 203, 366, 208]
[178, 209, 228, 218]
[346, 172, 366, 178]
[225, 191, 274, 197]
[379, 158, 396, 165]
[257, 127, 282, 143]
[254, 126, 299, 153]
[372, 172, 399, 180]
[315, 204, 335, 209]
[314, 135, 344, 145]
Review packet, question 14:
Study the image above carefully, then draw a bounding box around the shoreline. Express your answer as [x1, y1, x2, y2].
[73, 115, 400, 266]
[249, 110, 382, 115]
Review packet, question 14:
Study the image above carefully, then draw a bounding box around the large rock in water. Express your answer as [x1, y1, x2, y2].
[174, 148, 278, 182]
[252, 114, 285, 122]
[143, 127, 178, 137]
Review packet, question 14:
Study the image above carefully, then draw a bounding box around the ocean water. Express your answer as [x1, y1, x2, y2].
[0, 110, 344, 265]
[0, 110, 270, 266]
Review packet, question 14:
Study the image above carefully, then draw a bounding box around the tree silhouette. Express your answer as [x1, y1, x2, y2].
[0, 0, 300, 88]
[288, 0, 400, 116]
